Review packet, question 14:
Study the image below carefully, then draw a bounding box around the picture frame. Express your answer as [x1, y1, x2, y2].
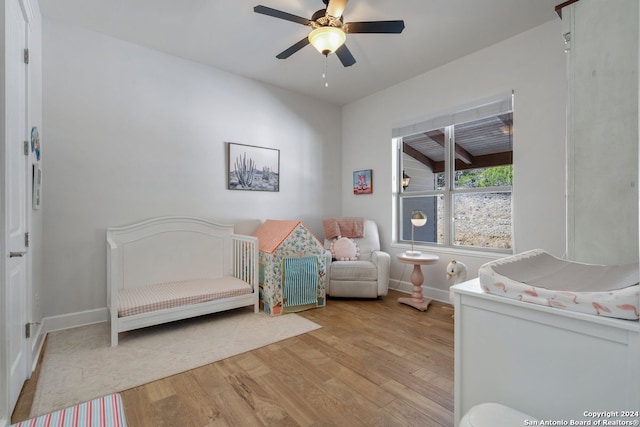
[31, 126, 40, 161]
[227, 142, 280, 192]
[353, 169, 373, 194]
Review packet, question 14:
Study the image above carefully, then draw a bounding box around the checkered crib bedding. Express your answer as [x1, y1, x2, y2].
[10, 393, 127, 427]
[118, 277, 252, 317]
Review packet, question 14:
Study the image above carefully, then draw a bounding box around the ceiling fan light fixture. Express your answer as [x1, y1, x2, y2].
[308, 26, 346, 55]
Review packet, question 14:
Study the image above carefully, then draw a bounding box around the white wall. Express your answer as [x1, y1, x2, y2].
[40, 17, 568, 319]
[342, 19, 567, 301]
[41, 19, 342, 322]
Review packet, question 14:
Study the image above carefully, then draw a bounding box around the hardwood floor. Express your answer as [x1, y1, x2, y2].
[13, 290, 455, 426]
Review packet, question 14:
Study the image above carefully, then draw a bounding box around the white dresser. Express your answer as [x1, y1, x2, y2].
[452, 279, 640, 426]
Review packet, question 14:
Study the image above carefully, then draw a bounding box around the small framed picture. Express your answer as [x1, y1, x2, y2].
[353, 169, 372, 194]
[31, 127, 40, 161]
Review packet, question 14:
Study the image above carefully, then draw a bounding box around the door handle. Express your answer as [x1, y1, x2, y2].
[9, 251, 27, 258]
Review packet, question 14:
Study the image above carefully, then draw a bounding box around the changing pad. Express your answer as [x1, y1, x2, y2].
[478, 249, 640, 320]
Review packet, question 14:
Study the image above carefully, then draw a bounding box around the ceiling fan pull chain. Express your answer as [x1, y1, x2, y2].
[323, 55, 329, 87]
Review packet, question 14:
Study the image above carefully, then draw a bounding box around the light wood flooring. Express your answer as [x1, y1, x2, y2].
[13, 290, 455, 426]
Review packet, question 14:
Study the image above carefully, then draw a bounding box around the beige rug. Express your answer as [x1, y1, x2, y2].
[31, 307, 321, 417]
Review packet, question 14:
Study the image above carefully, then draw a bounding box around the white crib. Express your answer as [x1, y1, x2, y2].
[107, 216, 258, 346]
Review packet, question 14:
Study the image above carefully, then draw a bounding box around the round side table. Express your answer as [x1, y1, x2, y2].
[397, 252, 439, 311]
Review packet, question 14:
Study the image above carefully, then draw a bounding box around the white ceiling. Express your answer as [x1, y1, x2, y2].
[38, 0, 561, 105]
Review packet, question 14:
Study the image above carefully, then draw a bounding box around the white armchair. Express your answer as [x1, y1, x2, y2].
[323, 219, 390, 298]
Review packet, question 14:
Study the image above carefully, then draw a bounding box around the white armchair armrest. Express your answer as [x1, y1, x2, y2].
[372, 250, 390, 296]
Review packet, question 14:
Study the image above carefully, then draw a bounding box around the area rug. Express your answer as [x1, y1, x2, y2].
[31, 307, 321, 417]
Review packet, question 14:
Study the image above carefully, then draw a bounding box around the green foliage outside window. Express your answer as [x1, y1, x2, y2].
[456, 165, 513, 188]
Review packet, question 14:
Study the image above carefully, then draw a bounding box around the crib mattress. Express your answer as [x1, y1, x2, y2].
[478, 249, 640, 320]
[118, 277, 252, 318]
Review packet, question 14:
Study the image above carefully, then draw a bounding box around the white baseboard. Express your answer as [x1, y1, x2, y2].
[42, 307, 109, 333]
[389, 279, 452, 305]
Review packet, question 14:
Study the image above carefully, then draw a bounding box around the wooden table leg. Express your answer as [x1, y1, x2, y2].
[397, 263, 432, 311]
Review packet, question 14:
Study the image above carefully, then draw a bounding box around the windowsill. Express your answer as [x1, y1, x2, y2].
[390, 242, 513, 260]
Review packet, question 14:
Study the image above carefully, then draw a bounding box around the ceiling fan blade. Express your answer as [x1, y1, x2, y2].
[326, 0, 348, 18]
[254, 5, 312, 26]
[335, 44, 356, 67]
[344, 20, 405, 34]
[276, 37, 311, 59]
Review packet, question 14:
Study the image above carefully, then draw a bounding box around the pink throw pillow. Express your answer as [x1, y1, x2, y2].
[330, 237, 359, 261]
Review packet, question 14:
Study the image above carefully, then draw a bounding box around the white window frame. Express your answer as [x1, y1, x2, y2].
[393, 93, 514, 254]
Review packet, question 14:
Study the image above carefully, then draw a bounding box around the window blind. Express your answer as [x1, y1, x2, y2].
[392, 92, 513, 138]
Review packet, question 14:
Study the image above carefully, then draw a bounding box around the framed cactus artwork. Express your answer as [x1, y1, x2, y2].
[227, 142, 280, 192]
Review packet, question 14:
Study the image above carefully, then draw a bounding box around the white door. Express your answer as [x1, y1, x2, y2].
[5, 0, 29, 412]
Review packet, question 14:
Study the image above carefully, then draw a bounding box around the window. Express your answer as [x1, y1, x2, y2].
[394, 94, 513, 251]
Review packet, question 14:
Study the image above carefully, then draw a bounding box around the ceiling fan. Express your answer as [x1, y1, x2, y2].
[253, 0, 405, 67]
